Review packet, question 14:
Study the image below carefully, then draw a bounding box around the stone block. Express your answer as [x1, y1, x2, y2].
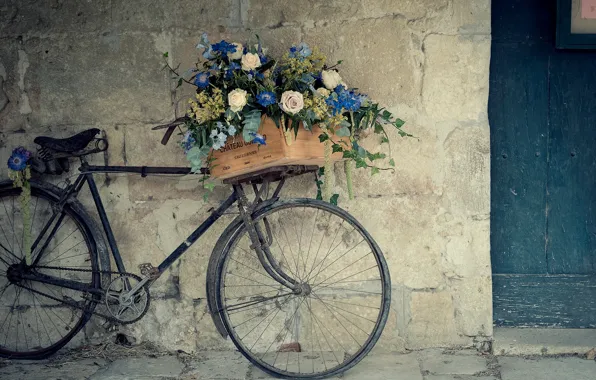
[110, 0, 240, 32]
[334, 117, 442, 198]
[342, 195, 444, 290]
[247, 0, 362, 28]
[19, 33, 172, 126]
[0, 39, 32, 132]
[498, 357, 596, 380]
[90, 356, 184, 379]
[122, 297, 234, 353]
[442, 125, 490, 217]
[184, 351, 249, 380]
[406, 291, 470, 349]
[418, 349, 489, 375]
[342, 352, 422, 380]
[359, 0, 449, 21]
[441, 219, 491, 279]
[422, 35, 491, 122]
[0, 0, 111, 37]
[304, 18, 422, 109]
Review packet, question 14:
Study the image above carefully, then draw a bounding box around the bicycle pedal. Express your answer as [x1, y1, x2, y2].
[139, 263, 160, 280]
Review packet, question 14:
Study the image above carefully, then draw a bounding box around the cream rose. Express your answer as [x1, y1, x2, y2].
[241, 53, 261, 71]
[322, 70, 342, 90]
[316, 87, 330, 97]
[280, 91, 304, 115]
[228, 89, 248, 112]
[227, 43, 243, 60]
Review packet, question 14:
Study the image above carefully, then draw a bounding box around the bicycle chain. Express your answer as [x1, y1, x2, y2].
[14, 265, 146, 325]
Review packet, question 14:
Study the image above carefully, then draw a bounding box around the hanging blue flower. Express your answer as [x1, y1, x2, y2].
[7, 147, 31, 172]
[326, 86, 362, 115]
[256, 91, 276, 107]
[211, 40, 237, 55]
[194, 72, 210, 89]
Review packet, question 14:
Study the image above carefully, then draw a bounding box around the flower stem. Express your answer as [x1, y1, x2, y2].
[323, 138, 333, 202]
[344, 160, 354, 200]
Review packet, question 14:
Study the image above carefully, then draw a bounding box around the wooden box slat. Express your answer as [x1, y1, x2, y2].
[211, 117, 344, 179]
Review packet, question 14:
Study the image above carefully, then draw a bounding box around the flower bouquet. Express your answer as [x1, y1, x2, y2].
[165, 34, 410, 201]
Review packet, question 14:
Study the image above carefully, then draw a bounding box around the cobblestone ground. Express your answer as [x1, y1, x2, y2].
[1, 344, 595, 380]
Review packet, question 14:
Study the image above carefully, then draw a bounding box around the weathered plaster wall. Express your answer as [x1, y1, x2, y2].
[0, 0, 492, 352]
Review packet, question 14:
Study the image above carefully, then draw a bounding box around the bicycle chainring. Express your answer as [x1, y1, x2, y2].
[104, 273, 150, 324]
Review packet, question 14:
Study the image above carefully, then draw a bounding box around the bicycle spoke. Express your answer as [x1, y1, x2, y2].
[311, 292, 365, 345]
[312, 262, 377, 291]
[306, 237, 364, 285]
[226, 272, 281, 291]
[223, 292, 292, 313]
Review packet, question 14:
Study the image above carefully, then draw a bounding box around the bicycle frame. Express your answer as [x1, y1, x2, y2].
[24, 160, 298, 297]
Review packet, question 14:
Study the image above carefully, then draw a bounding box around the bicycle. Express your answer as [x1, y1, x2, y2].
[0, 127, 391, 379]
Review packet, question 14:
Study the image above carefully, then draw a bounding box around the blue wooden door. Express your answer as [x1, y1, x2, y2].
[490, 0, 596, 327]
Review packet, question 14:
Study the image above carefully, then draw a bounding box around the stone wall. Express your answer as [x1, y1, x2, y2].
[0, 0, 492, 352]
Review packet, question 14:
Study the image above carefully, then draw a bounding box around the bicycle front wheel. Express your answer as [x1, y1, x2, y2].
[215, 199, 391, 379]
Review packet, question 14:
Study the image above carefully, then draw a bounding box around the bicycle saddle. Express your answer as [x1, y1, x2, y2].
[34, 128, 101, 153]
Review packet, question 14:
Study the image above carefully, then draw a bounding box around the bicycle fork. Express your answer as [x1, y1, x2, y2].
[233, 184, 302, 294]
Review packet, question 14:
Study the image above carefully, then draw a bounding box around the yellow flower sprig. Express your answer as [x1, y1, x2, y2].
[188, 88, 225, 123]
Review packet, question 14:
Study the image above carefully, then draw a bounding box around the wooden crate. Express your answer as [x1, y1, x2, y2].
[211, 117, 345, 179]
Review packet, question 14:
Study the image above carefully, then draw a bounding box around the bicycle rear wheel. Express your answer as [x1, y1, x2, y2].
[215, 199, 391, 379]
[0, 182, 100, 359]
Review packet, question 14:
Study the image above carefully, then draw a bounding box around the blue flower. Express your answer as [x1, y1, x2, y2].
[181, 131, 196, 153]
[225, 62, 241, 79]
[326, 86, 362, 115]
[256, 91, 276, 107]
[7, 147, 31, 171]
[249, 132, 267, 145]
[255, 72, 265, 81]
[289, 42, 312, 58]
[211, 40, 237, 55]
[194, 72, 210, 89]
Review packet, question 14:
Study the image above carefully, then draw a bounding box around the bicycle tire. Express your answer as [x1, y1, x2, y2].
[214, 198, 391, 379]
[0, 180, 106, 359]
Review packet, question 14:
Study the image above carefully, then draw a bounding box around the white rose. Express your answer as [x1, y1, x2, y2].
[241, 53, 261, 71]
[227, 43, 243, 60]
[280, 91, 304, 115]
[228, 89, 248, 112]
[316, 87, 330, 97]
[321, 70, 342, 90]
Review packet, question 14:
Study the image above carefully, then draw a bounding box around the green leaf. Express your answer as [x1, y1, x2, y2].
[355, 157, 368, 169]
[335, 126, 351, 137]
[367, 152, 386, 161]
[319, 133, 329, 143]
[381, 136, 389, 143]
[394, 118, 405, 128]
[329, 194, 339, 205]
[203, 182, 216, 192]
[176, 78, 183, 89]
[331, 144, 343, 153]
[371, 167, 380, 176]
[242, 110, 262, 142]
[381, 110, 392, 120]
[389, 158, 395, 167]
[163, 52, 169, 58]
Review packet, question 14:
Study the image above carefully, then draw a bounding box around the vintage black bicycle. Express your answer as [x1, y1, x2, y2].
[0, 128, 391, 379]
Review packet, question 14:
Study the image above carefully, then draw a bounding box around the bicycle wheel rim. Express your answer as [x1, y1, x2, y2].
[216, 199, 391, 379]
[0, 186, 99, 359]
